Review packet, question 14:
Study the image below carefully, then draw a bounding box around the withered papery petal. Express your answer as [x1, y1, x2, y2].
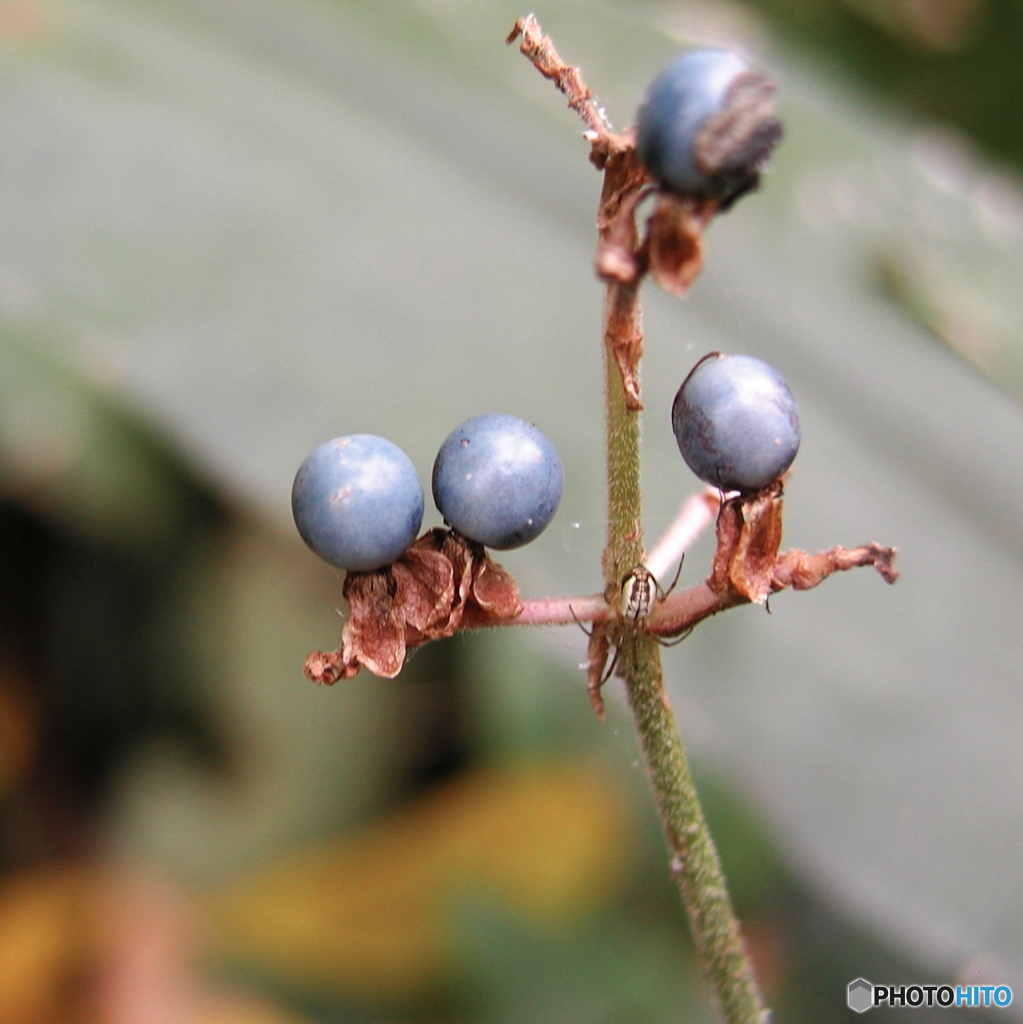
[392, 544, 455, 636]
[647, 194, 709, 299]
[708, 497, 743, 596]
[303, 528, 532, 683]
[439, 530, 478, 626]
[729, 486, 784, 605]
[585, 627, 611, 720]
[471, 555, 524, 620]
[341, 570, 407, 678]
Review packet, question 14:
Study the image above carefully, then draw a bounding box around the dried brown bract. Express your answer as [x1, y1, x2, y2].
[646, 194, 718, 299]
[709, 484, 785, 605]
[695, 71, 782, 210]
[304, 529, 523, 684]
[584, 625, 612, 719]
[706, 485, 899, 606]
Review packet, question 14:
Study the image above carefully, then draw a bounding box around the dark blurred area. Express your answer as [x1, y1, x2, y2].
[746, 0, 1023, 168]
[1, 0, 1022, 1021]
[0, 490, 221, 864]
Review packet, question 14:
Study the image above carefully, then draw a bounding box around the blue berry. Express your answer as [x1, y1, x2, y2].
[637, 49, 782, 207]
[432, 414, 564, 550]
[292, 434, 424, 571]
[671, 353, 800, 493]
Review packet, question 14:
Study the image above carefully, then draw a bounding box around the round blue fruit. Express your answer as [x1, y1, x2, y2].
[637, 48, 781, 206]
[292, 434, 424, 571]
[432, 414, 564, 550]
[671, 353, 800, 493]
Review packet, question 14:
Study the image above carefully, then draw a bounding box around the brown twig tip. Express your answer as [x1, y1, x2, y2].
[304, 650, 346, 686]
[875, 544, 899, 583]
[864, 543, 899, 583]
[505, 14, 536, 46]
[507, 14, 609, 138]
[774, 543, 899, 590]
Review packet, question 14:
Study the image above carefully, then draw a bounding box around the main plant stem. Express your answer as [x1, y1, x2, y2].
[602, 280, 767, 1024]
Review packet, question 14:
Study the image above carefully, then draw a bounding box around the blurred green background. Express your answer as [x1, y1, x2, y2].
[1, 0, 1022, 1022]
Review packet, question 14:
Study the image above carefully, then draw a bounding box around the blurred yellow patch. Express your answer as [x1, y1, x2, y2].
[211, 761, 630, 1002]
[0, 863, 316, 1024]
[0, 865, 97, 1024]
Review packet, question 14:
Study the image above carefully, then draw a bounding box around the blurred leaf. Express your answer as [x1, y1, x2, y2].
[0, 329, 198, 554]
[878, 233, 1023, 402]
[0, 863, 315, 1024]
[454, 897, 715, 1024]
[105, 521, 408, 886]
[210, 761, 629, 1003]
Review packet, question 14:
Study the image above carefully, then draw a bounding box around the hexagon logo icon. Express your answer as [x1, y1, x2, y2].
[848, 978, 874, 1013]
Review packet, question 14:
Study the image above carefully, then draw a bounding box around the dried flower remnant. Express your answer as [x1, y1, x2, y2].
[304, 529, 523, 684]
[710, 484, 786, 606]
[646, 194, 717, 299]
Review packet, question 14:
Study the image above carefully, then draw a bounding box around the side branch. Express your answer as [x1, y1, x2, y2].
[646, 488, 721, 581]
[514, 593, 609, 627]
[648, 540, 899, 638]
[459, 536, 898, 636]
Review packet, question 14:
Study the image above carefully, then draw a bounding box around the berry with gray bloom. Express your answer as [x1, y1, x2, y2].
[292, 434, 424, 571]
[637, 48, 782, 208]
[432, 414, 564, 549]
[671, 353, 800, 492]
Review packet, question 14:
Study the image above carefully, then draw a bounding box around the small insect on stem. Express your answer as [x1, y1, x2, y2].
[620, 554, 685, 623]
[585, 554, 690, 709]
[620, 563, 656, 622]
